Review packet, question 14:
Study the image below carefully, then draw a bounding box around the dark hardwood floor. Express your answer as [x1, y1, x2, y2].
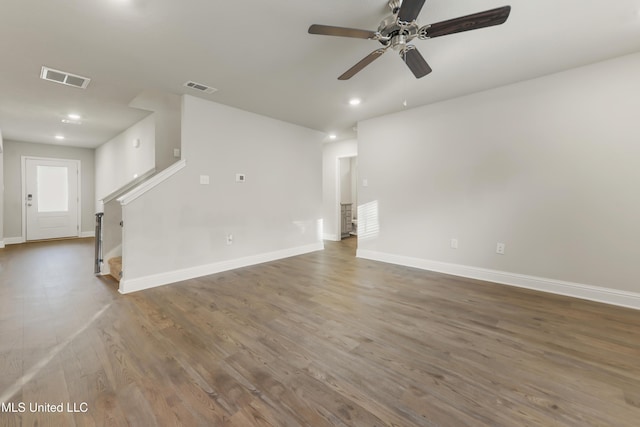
[1, 237, 639, 426]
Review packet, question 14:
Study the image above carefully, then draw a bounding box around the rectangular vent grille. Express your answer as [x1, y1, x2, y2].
[40, 66, 91, 89]
[184, 81, 217, 94]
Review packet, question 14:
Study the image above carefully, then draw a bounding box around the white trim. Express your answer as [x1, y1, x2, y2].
[356, 249, 640, 311]
[119, 242, 324, 294]
[21, 157, 25, 240]
[118, 159, 186, 206]
[335, 157, 341, 241]
[335, 154, 357, 241]
[4, 237, 25, 245]
[4, 235, 96, 245]
[78, 161, 82, 235]
[2, 235, 94, 245]
[100, 167, 156, 204]
[21, 156, 82, 240]
[323, 233, 340, 241]
[0, 241, 4, 249]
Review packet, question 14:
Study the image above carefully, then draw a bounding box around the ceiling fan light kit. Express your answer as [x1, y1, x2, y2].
[308, 0, 511, 80]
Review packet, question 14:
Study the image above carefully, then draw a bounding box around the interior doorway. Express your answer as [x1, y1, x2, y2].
[337, 156, 358, 244]
[23, 157, 80, 241]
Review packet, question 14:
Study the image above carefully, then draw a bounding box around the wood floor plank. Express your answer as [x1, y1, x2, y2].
[1, 237, 640, 426]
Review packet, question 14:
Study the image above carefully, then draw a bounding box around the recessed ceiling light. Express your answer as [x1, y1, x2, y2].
[349, 98, 361, 106]
[55, 135, 65, 140]
[329, 134, 337, 140]
[68, 113, 81, 120]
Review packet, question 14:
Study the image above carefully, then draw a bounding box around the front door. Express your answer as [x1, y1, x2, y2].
[25, 158, 80, 241]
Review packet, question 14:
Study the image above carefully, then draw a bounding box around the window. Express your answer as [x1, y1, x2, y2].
[37, 165, 69, 212]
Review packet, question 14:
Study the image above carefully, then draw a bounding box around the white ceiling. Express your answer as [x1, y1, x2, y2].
[1, 0, 640, 148]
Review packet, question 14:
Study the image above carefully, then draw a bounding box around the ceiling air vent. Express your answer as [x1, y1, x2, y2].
[184, 81, 217, 94]
[40, 66, 91, 89]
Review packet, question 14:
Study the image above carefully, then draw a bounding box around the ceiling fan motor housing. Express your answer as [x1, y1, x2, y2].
[378, 15, 419, 49]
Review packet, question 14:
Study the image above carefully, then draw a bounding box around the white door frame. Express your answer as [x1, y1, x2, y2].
[21, 156, 82, 241]
[335, 154, 357, 241]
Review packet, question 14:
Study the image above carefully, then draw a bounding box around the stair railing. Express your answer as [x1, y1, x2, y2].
[94, 212, 104, 274]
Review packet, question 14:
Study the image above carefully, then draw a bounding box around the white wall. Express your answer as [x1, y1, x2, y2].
[129, 90, 181, 172]
[357, 52, 640, 308]
[154, 105, 181, 171]
[94, 114, 155, 210]
[98, 197, 123, 275]
[118, 95, 324, 293]
[322, 139, 357, 241]
[351, 156, 358, 218]
[340, 157, 352, 204]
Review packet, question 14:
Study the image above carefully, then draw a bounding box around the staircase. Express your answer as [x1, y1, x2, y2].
[108, 257, 122, 282]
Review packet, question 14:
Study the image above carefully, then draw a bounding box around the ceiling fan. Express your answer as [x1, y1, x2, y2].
[308, 0, 511, 80]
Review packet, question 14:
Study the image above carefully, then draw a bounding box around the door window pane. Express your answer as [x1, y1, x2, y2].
[37, 166, 69, 212]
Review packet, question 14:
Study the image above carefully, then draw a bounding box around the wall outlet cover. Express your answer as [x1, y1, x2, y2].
[236, 173, 246, 183]
[200, 175, 210, 185]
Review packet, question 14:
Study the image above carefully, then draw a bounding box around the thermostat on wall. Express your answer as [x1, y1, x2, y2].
[235, 173, 246, 183]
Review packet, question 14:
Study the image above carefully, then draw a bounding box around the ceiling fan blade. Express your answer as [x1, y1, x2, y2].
[421, 6, 511, 39]
[338, 49, 387, 80]
[308, 24, 377, 39]
[397, 0, 426, 23]
[401, 47, 432, 79]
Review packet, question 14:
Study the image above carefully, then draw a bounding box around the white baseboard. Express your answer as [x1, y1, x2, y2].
[356, 249, 640, 311]
[119, 242, 325, 294]
[0, 240, 4, 249]
[3, 234, 93, 244]
[323, 233, 341, 241]
[4, 237, 25, 245]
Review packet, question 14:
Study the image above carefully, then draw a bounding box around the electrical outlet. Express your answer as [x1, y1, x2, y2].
[173, 148, 181, 158]
[226, 234, 233, 245]
[200, 175, 210, 185]
[450, 238, 458, 249]
[496, 242, 505, 255]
